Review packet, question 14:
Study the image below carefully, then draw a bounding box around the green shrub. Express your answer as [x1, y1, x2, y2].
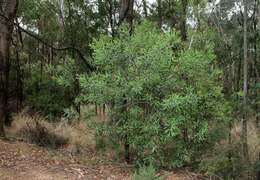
[79, 21, 230, 168]
[24, 62, 76, 120]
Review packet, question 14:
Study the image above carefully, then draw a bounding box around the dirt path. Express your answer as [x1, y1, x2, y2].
[0, 139, 130, 180]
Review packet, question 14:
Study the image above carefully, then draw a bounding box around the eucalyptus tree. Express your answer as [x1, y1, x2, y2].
[15, 0, 111, 118]
[242, 0, 249, 163]
[0, 0, 19, 136]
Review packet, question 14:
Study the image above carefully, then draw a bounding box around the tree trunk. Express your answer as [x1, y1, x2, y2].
[142, 0, 147, 17]
[119, 0, 134, 163]
[58, 0, 65, 32]
[0, 0, 18, 137]
[180, 0, 188, 41]
[74, 75, 81, 119]
[123, 98, 130, 163]
[242, 0, 249, 162]
[107, 0, 115, 37]
[124, 136, 130, 163]
[15, 45, 23, 112]
[157, 0, 162, 29]
[257, 153, 260, 180]
[119, 0, 134, 30]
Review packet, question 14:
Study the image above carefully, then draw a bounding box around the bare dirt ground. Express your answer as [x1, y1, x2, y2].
[0, 138, 199, 180]
[0, 138, 131, 180]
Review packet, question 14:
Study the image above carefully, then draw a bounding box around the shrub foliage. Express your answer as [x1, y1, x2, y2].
[79, 22, 230, 167]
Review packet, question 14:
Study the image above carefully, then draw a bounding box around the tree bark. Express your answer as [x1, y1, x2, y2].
[119, 0, 134, 163]
[15, 44, 23, 112]
[157, 0, 162, 29]
[119, 0, 134, 30]
[58, 0, 65, 32]
[142, 0, 147, 17]
[107, 0, 115, 37]
[242, 0, 249, 162]
[123, 98, 130, 163]
[0, 0, 18, 136]
[180, 0, 188, 41]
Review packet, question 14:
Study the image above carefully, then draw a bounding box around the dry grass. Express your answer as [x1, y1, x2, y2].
[55, 119, 96, 154]
[247, 121, 260, 162]
[8, 111, 95, 153]
[231, 119, 260, 162]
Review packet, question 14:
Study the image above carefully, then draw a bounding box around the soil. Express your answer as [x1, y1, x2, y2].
[0, 138, 198, 180]
[0, 138, 130, 180]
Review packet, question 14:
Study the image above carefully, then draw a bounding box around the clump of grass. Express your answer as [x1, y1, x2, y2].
[12, 112, 68, 148]
[55, 120, 95, 154]
[133, 164, 161, 180]
[10, 111, 95, 152]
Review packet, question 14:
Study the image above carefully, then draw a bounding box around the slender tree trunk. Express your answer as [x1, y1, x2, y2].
[58, 0, 65, 32]
[0, 0, 18, 137]
[254, 0, 260, 130]
[119, 0, 134, 32]
[102, 104, 106, 120]
[180, 0, 188, 41]
[107, 0, 115, 37]
[157, 0, 162, 29]
[15, 45, 23, 112]
[123, 98, 130, 163]
[181, 0, 189, 141]
[257, 153, 260, 180]
[95, 103, 98, 115]
[196, 4, 200, 30]
[142, 0, 148, 17]
[237, 56, 242, 92]
[119, 0, 134, 163]
[242, 0, 249, 162]
[124, 136, 130, 163]
[74, 75, 81, 119]
[254, 1, 260, 179]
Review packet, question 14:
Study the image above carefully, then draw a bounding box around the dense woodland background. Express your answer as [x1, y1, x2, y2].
[0, 0, 259, 179]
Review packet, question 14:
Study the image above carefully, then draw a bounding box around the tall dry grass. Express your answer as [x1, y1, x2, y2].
[231, 119, 260, 162]
[9, 111, 96, 154]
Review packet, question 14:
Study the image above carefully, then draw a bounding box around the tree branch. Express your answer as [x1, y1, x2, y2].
[0, 13, 95, 72]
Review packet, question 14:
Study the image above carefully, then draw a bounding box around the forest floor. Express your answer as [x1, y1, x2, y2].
[0, 138, 131, 180]
[0, 111, 200, 180]
[0, 138, 190, 180]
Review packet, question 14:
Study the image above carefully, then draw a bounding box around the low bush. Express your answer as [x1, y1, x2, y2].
[24, 64, 76, 120]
